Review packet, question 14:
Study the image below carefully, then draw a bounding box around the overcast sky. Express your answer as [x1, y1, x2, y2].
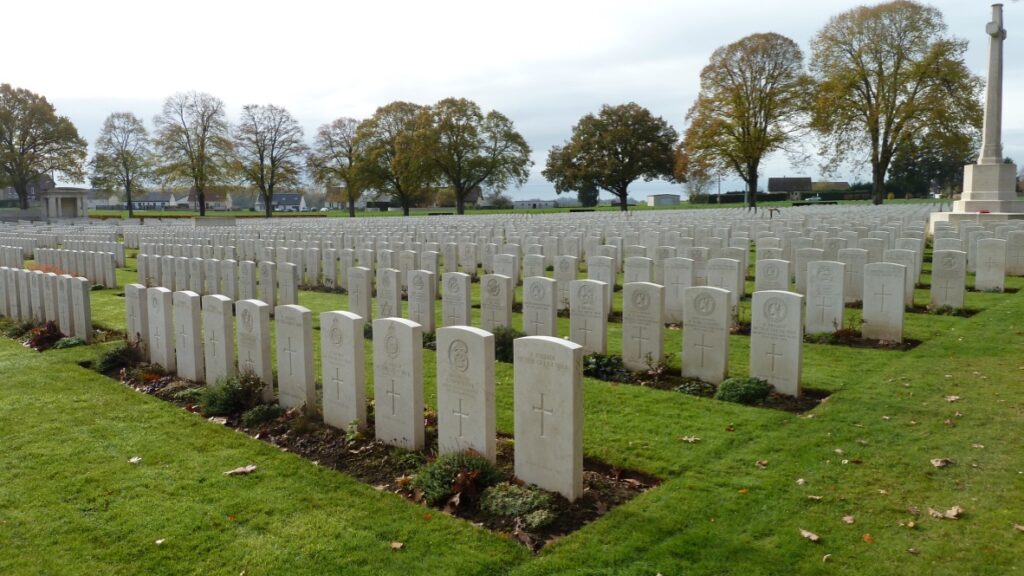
[7, 0, 1023, 199]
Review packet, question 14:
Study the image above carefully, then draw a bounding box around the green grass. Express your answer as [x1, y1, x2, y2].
[3, 252, 1024, 574]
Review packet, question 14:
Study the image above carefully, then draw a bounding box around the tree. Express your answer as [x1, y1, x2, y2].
[887, 127, 977, 197]
[153, 91, 233, 216]
[543, 103, 678, 211]
[233, 104, 307, 218]
[89, 112, 153, 218]
[683, 33, 809, 208]
[353, 101, 435, 216]
[674, 144, 717, 199]
[308, 117, 364, 217]
[577, 181, 599, 207]
[809, 0, 983, 204]
[0, 84, 87, 210]
[420, 98, 532, 215]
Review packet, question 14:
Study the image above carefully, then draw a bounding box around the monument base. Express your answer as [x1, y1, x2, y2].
[928, 162, 1024, 235]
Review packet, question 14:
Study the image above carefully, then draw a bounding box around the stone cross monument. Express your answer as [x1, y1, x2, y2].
[932, 3, 1024, 231]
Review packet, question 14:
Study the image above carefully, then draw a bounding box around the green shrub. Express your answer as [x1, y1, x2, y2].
[97, 341, 144, 373]
[200, 373, 266, 416]
[52, 337, 86, 350]
[492, 325, 526, 363]
[583, 353, 633, 382]
[714, 377, 772, 405]
[240, 404, 284, 427]
[523, 509, 557, 531]
[675, 379, 717, 398]
[480, 482, 555, 518]
[413, 452, 504, 505]
[170, 387, 204, 404]
[1, 320, 34, 339]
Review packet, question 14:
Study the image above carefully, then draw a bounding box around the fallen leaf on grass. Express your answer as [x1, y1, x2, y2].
[1014, 524, 1024, 533]
[128, 456, 142, 465]
[224, 464, 257, 476]
[755, 460, 769, 469]
[930, 458, 954, 468]
[208, 416, 228, 425]
[679, 436, 701, 444]
[908, 506, 920, 516]
[390, 541, 404, 551]
[738, 488, 749, 494]
[822, 554, 832, 562]
[395, 474, 414, 487]
[725, 424, 735, 432]
[929, 506, 964, 520]
[900, 520, 916, 529]
[807, 495, 823, 501]
[907, 548, 920, 555]
[842, 515, 855, 525]
[800, 529, 821, 542]
[862, 533, 874, 543]
[945, 395, 961, 403]
[796, 478, 807, 486]
[972, 444, 985, 449]
[154, 539, 165, 545]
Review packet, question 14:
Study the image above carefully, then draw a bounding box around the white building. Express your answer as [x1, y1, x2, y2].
[646, 194, 680, 207]
[513, 198, 558, 210]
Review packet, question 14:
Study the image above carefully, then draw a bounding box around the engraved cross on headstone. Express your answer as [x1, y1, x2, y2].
[695, 332, 713, 368]
[766, 342, 783, 374]
[452, 398, 470, 438]
[282, 336, 296, 376]
[532, 393, 554, 438]
[386, 379, 401, 416]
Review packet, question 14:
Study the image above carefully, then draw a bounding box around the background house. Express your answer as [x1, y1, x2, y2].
[768, 177, 813, 200]
[0, 174, 54, 205]
[256, 192, 307, 212]
[513, 198, 557, 209]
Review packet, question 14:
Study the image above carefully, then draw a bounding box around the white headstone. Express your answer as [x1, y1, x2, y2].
[275, 304, 316, 409]
[203, 294, 235, 385]
[372, 317, 424, 450]
[682, 286, 730, 384]
[436, 326, 496, 461]
[569, 279, 608, 355]
[513, 335, 583, 501]
[236, 299, 273, 401]
[750, 290, 804, 397]
[622, 282, 665, 371]
[321, 310, 366, 430]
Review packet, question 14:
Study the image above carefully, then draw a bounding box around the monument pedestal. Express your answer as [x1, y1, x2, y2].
[929, 162, 1024, 234]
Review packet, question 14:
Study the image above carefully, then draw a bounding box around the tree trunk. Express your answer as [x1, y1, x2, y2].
[264, 193, 273, 218]
[126, 187, 134, 219]
[872, 162, 886, 205]
[198, 191, 207, 216]
[618, 188, 629, 211]
[347, 197, 356, 218]
[402, 201, 410, 217]
[745, 162, 759, 209]
[456, 193, 465, 215]
[16, 183, 29, 210]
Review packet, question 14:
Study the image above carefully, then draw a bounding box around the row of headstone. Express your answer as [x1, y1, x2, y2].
[128, 285, 586, 501]
[34, 248, 117, 288]
[136, 255, 299, 309]
[0, 267, 91, 341]
[0, 246, 24, 269]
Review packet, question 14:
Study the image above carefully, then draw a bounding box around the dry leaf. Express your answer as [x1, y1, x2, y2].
[395, 474, 414, 487]
[1014, 524, 1024, 533]
[930, 458, 954, 468]
[800, 529, 821, 543]
[679, 436, 701, 444]
[862, 533, 874, 543]
[901, 520, 916, 529]
[128, 456, 142, 465]
[972, 444, 985, 449]
[822, 554, 832, 562]
[807, 495, 823, 501]
[725, 424, 735, 432]
[834, 448, 845, 455]
[421, 513, 432, 521]
[907, 506, 920, 516]
[842, 515, 855, 525]
[796, 478, 807, 486]
[208, 416, 228, 425]
[944, 506, 964, 519]
[224, 464, 257, 476]
[882, 415, 891, 420]
[928, 507, 943, 519]
[755, 460, 769, 469]
[154, 539, 165, 545]
[738, 488, 749, 494]
[390, 541, 404, 551]
[907, 548, 920, 555]
[944, 395, 961, 402]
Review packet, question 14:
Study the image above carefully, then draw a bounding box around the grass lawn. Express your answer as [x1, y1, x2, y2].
[2, 251, 1023, 574]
